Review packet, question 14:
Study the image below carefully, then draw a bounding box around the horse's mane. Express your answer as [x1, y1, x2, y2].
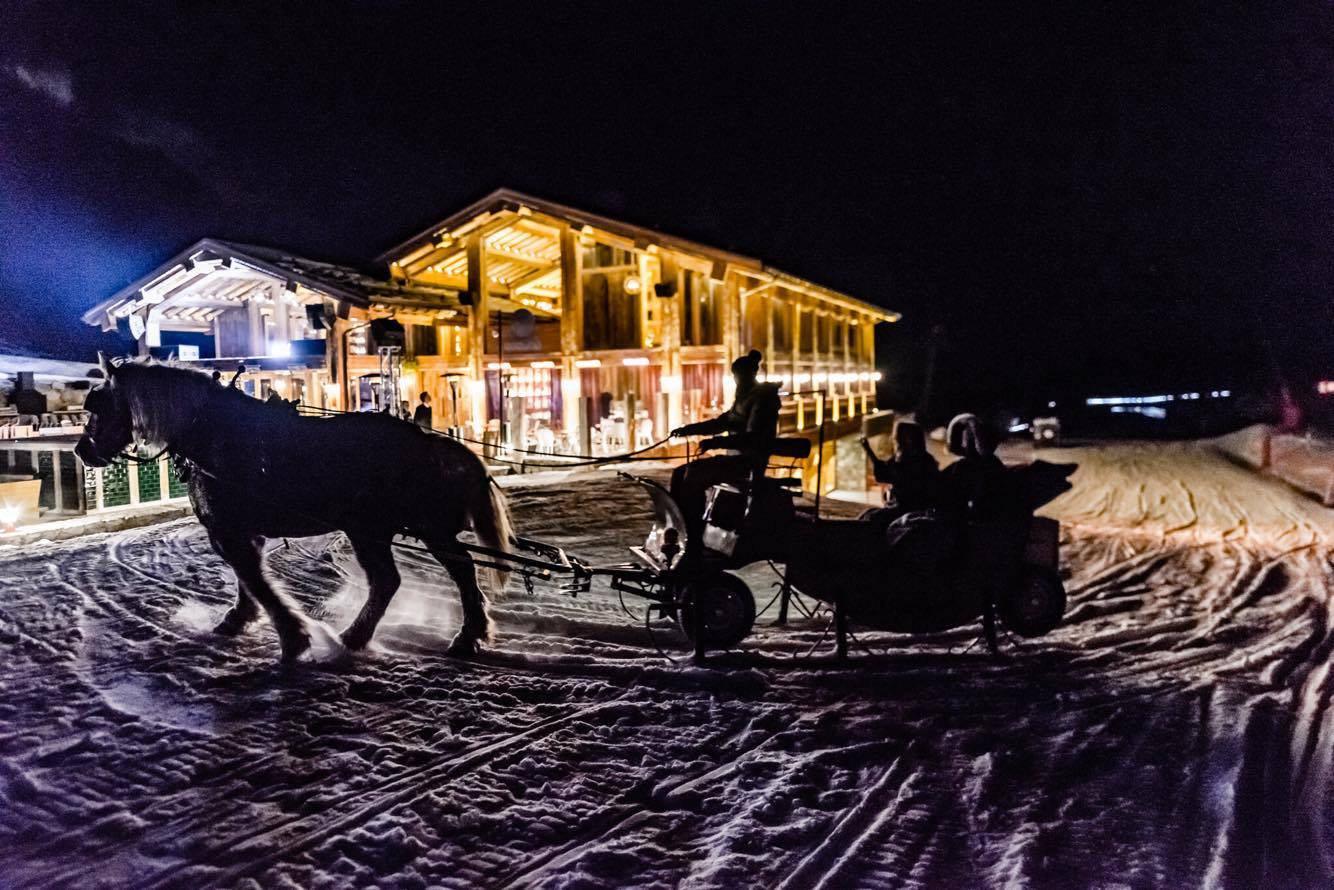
[111, 360, 221, 446]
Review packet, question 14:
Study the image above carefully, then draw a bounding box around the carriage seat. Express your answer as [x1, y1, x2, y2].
[769, 437, 812, 459]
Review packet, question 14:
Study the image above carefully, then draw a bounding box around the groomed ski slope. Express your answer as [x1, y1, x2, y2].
[1, 441, 1331, 888]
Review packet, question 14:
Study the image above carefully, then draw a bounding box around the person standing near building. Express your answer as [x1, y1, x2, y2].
[413, 391, 433, 429]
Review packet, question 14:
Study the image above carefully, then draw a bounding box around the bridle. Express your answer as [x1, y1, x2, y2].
[85, 393, 203, 467]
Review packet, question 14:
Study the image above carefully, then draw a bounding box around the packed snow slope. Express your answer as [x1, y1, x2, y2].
[1, 441, 1332, 889]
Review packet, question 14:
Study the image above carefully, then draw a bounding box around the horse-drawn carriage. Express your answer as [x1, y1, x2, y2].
[76, 359, 1068, 663]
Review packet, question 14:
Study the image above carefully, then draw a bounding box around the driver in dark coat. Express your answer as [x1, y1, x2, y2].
[669, 350, 781, 549]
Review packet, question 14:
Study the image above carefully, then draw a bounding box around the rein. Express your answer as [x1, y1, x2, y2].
[119, 443, 173, 464]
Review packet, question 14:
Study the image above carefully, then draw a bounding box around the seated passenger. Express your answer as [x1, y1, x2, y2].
[859, 420, 939, 527]
[940, 413, 1006, 518]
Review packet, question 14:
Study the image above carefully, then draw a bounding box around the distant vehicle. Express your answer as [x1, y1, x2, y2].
[1032, 416, 1061, 446]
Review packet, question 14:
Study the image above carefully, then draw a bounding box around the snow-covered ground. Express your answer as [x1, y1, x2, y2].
[1, 442, 1332, 888]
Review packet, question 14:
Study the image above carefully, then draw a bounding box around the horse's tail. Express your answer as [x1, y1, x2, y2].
[469, 476, 513, 597]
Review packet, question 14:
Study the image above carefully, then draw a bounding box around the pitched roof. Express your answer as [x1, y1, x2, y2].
[376, 188, 900, 322]
[82, 239, 463, 330]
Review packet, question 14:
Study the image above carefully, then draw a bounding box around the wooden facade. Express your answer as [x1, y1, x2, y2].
[83, 190, 898, 451]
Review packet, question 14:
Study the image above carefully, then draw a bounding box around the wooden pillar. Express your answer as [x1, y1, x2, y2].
[765, 293, 775, 375]
[722, 273, 742, 367]
[842, 313, 853, 417]
[274, 285, 292, 350]
[329, 317, 348, 410]
[558, 224, 584, 438]
[788, 300, 799, 391]
[467, 232, 492, 435]
[247, 297, 263, 357]
[656, 254, 682, 431]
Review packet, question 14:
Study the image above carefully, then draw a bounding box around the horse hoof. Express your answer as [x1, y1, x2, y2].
[213, 616, 249, 637]
[340, 628, 371, 651]
[446, 634, 480, 658]
[280, 634, 312, 663]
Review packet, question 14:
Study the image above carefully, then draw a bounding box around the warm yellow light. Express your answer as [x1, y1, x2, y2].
[487, 362, 512, 371]
[623, 275, 642, 295]
[622, 357, 650, 366]
[873, 371, 883, 381]
[531, 360, 557, 369]
[661, 375, 682, 394]
[575, 359, 601, 368]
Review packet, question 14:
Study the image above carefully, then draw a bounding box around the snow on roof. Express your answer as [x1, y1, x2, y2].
[0, 354, 101, 382]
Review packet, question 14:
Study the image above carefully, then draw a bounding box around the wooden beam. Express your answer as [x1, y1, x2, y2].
[558, 224, 582, 356]
[466, 230, 491, 389]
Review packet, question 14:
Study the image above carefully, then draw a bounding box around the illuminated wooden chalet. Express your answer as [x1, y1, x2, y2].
[84, 190, 898, 449]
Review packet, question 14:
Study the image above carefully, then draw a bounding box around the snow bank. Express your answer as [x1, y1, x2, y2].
[1210, 425, 1334, 505]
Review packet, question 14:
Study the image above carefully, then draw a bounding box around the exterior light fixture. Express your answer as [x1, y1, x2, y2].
[531, 360, 558, 369]
[622, 357, 650, 366]
[574, 359, 601, 369]
[623, 275, 642, 295]
[487, 362, 512, 371]
[269, 341, 292, 359]
[0, 504, 19, 533]
[872, 371, 883, 381]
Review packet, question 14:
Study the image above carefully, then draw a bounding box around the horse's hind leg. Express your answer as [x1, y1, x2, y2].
[341, 536, 401, 651]
[426, 540, 492, 657]
[212, 533, 310, 662]
[209, 532, 260, 636]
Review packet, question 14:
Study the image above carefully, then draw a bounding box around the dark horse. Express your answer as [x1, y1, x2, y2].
[75, 358, 512, 662]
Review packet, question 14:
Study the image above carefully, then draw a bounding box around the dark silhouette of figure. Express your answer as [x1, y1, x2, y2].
[413, 392, 433, 429]
[860, 419, 939, 526]
[668, 350, 780, 551]
[940, 413, 1006, 517]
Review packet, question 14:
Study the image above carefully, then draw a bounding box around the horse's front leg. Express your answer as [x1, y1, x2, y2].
[209, 533, 261, 636]
[341, 536, 401, 651]
[212, 533, 310, 662]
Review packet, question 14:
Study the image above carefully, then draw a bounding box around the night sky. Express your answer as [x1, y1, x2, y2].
[2, 1, 1331, 412]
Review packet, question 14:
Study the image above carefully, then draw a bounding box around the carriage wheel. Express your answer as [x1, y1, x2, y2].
[679, 573, 756, 651]
[997, 566, 1066, 638]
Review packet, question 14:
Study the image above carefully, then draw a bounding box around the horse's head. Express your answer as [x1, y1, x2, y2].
[75, 354, 133, 468]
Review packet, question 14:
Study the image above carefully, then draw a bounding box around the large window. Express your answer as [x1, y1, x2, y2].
[681, 270, 723, 346]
